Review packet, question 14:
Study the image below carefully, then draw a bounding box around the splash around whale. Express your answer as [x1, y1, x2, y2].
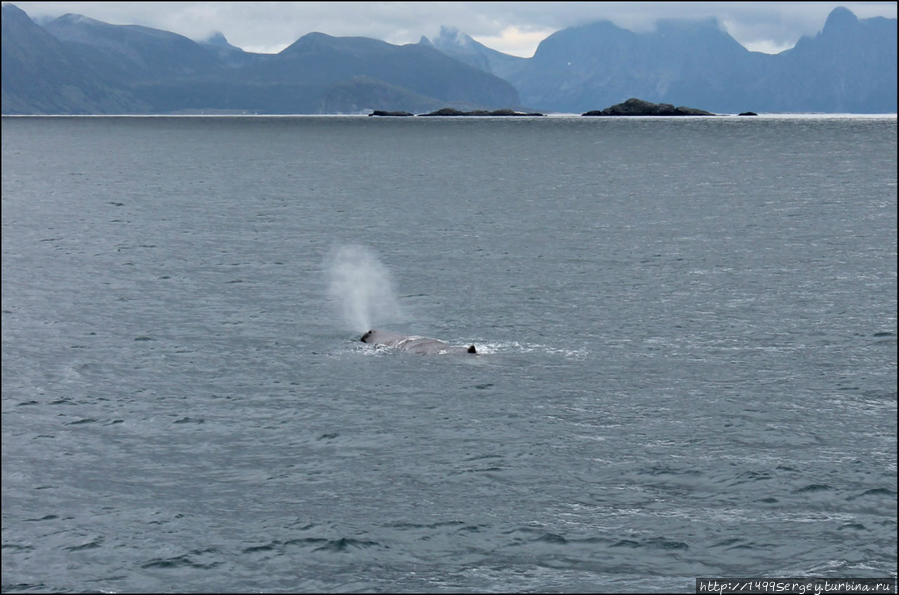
[361, 329, 477, 355]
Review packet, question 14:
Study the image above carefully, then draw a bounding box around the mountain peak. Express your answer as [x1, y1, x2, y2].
[823, 6, 859, 33]
[435, 25, 475, 49]
[1, 3, 34, 30]
[2, 3, 28, 17]
[281, 31, 331, 53]
[202, 31, 231, 47]
[53, 12, 107, 27]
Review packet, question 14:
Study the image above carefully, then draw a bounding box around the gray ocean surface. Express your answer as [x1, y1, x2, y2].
[1, 115, 896, 593]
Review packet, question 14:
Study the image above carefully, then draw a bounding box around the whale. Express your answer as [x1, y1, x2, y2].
[361, 329, 477, 354]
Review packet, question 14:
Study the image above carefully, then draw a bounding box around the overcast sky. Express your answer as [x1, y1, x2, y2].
[8, 1, 898, 57]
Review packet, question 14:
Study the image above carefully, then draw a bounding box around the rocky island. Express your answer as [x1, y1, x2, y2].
[368, 110, 414, 117]
[582, 98, 715, 116]
[416, 108, 544, 117]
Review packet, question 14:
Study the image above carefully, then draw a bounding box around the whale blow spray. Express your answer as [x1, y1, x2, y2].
[326, 245, 405, 333]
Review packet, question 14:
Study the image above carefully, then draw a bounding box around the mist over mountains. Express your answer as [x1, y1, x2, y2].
[2, 3, 895, 115]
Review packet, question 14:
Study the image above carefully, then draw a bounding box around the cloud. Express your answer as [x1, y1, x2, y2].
[470, 25, 558, 58]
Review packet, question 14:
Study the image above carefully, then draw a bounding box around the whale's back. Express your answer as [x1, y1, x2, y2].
[361, 329, 476, 354]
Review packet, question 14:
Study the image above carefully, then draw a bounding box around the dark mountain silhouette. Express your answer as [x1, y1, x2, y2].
[1, 3, 146, 113]
[2, 4, 895, 114]
[512, 17, 761, 113]
[250, 32, 519, 110]
[743, 7, 898, 113]
[425, 7, 896, 114]
[42, 12, 224, 81]
[1, 3, 519, 114]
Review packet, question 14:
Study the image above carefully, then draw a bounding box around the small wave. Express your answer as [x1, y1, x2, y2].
[242, 542, 279, 554]
[66, 418, 98, 425]
[3, 543, 35, 552]
[450, 466, 504, 475]
[65, 537, 104, 551]
[611, 536, 689, 550]
[462, 454, 502, 462]
[716, 538, 760, 551]
[24, 515, 59, 522]
[839, 522, 868, 531]
[141, 556, 191, 569]
[794, 483, 832, 493]
[610, 538, 642, 548]
[242, 536, 384, 555]
[141, 548, 221, 569]
[503, 529, 562, 546]
[383, 520, 465, 530]
[241, 539, 335, 555]
[284, 537, 329, 548]
[1, 584, 46, 592]
[846, 487, 895, 500]
[312, 537, 381, 553]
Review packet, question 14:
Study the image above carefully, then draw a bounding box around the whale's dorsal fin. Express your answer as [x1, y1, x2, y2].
[468, 345, 477, 354]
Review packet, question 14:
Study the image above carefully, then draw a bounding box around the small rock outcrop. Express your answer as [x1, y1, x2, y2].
[483, 108, 545, 116]
[738, 111, 758, 116]
[418, 107, 544, 116]
[419, 108, 468, 116]
[582, 98, 715, 116]
[369, 110, 413, 116]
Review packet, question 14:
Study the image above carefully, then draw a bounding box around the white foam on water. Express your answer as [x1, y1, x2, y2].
[473, 341, 589, 359]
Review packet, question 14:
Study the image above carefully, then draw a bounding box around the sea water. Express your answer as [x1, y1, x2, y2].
[2, 114, 896, 592]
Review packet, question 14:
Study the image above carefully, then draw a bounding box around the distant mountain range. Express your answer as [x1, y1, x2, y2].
[2, 3, 896, 115]
[428, 8, 897, 114]
[1, 3, 518, 114]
